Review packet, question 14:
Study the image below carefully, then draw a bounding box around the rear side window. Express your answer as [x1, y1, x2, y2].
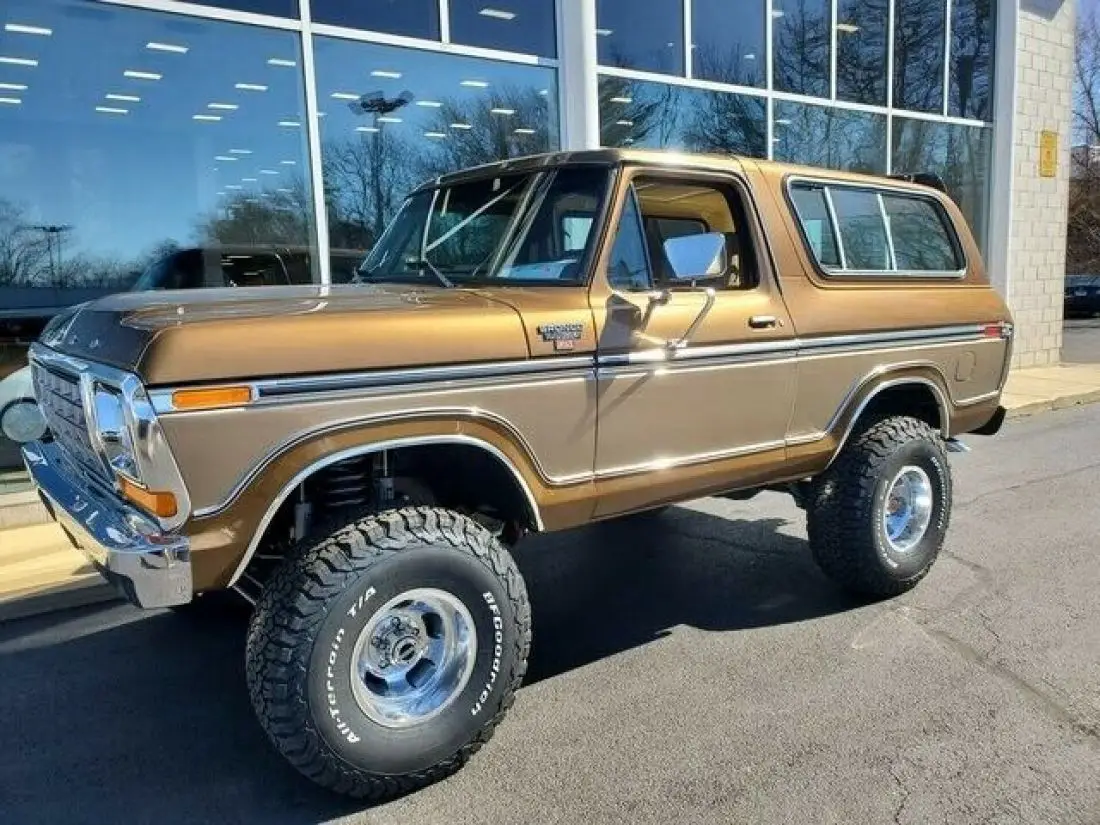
[789, 180, 964, 276]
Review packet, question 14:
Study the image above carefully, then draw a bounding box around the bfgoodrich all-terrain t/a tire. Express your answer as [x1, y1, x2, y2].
[245, 506, 531, 801]
[806, 415, 952, 599]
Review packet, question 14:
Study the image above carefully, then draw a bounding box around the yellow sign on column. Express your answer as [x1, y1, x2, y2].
[1039, 130, 1058, 178]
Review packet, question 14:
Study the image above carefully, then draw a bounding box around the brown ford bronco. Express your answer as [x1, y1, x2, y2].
[21, 149, 1012, 800]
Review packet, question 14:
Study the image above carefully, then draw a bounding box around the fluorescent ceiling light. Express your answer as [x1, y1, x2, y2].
[836, 22, 860, 33]
[771, 9, 785, 18]
[278, 120, 300, 127]
[461, 79, 489, 88]
[596, 28, 612, 36]
[514, 128, 536, 135]
[371, 70, 401, 79]
[0, 97, 22, 105]
[330, 92, 359, 100]
[215, 155, 238, 161]
[356, 126, 379, 132]
[377, 115, 402, 123]
[193, 114, 221, 121]
[225, 184, 242, 190]
[95, 106, 128, 114]
[5, 23, 52, 36]
[424, 131, 447, 138]
[277, 188, 293, 194]
[416, 100, 442, 107]
[774, 118, 791, 125]
[610, 96, 632, 104]
[124, 70, 162, 80]
[479, 7, 516, 20]
[744, 53, 756, 60]
[208, 102, 238, 110]
[229, 149, 252, 154]
[0, 82, 27, 91]
[236, 83, 268, 91]
[450, 122, 473, 129]
[260, 169, 279, 175]
[0, 57, 38, 67]
[280, 159, 296, 165]
[107, 93, 140, 102]
[146, 41, 188, 54]
[268, 58, 296, 67]
[616, 119, 634, 126]
[539, 89, 549, 95]
[242, 177, 258, 182]
[491, 107, 515, 116]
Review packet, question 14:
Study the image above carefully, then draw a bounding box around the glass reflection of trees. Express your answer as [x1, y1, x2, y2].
[893, 0, 948, 114]
[950, 0, 995, 121]
[773, 0, 831, 99]
[892, 118, 991, 250]
[598, 77, 766, 159]
[836, 0, 889, 106]
[773, 102, 887, 173]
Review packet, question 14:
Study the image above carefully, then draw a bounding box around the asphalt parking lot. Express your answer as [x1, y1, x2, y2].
[1063, 315, 1100, 364]
[1, 405, 1099, 824]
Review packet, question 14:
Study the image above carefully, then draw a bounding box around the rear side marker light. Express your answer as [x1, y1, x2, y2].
[981, 322, 1013, 339]
[171, 385, 253, 410]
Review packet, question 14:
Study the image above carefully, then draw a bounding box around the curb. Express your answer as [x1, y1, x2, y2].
[0, 578, 118, 623]
[1004, 388, 1100, 420]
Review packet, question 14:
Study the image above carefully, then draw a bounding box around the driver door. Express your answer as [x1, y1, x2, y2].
[590, 164, 797, 517]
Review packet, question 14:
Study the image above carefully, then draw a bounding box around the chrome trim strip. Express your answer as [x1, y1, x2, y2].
[191, 406, 577, 519]
[149, 324, 999, 414]
[225, 434, 545, 589]
[592, 438, 787, 481]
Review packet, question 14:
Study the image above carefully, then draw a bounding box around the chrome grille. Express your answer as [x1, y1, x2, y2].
[32, 363, 106, 479]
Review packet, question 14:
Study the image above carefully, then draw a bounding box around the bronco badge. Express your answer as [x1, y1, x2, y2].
[537, 321, 584, 351]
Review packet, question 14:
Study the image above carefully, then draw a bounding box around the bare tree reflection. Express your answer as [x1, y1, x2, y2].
[836, 0, 889, 105]
[775, 104, 887, 173]
[950, 0, 994, 120]
[893, 0, 948, 113]
[773, 0, 830, 97]
[598, 77, 684, 147]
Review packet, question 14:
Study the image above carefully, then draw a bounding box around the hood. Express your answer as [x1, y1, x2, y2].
[41, 284, 530, 386]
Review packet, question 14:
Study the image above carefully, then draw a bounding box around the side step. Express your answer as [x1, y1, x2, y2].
[945, 437, 971, 453]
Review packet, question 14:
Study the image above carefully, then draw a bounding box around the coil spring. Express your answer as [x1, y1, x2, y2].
[316, 454, 373, 513]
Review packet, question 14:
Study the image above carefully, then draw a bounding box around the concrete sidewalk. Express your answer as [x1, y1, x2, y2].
[2, 361, 1100, 623]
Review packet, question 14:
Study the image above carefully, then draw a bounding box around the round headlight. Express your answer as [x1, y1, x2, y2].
[1, 399, 47, 443]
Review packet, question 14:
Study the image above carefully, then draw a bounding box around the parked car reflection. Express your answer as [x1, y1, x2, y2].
[0, 244, 365, 450]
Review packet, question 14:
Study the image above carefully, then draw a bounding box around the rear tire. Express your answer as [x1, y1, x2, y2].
[245, 506, 531, 801]
[806, 415, 952, 598]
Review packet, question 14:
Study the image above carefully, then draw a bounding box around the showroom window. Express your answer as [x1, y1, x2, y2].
[596, 0, 684, 75]
[310, 0, 441, 40]
[835, 0, 889, 106]
[0, 0, 318, 297]
[772, 102, 887, 174]
[949, 0, 996, 121]
[449, 0, 557, 58]
[891, 118, 991, 252]
[312, 36, 559, 273]
[598, 78, 766, 159]
[772, 0, 831, 98]
[691, 0, 767, 88]
[893, 0, 948, 114]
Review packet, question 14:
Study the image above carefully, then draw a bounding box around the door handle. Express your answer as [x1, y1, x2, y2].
[748, 315, 777, 329]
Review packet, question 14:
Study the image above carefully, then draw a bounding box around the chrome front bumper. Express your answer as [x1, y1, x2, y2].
[22, 440, 192, 609]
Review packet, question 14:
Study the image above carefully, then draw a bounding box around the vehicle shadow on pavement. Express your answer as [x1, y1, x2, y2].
[515, 504, 860, 684]
[0, 503, 860, 823]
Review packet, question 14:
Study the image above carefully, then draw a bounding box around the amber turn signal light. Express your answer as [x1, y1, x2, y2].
[120, 477, 178, 519]
[171, 385, 253, 411]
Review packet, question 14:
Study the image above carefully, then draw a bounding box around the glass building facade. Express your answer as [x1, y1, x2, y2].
[0, 0, 996, 468]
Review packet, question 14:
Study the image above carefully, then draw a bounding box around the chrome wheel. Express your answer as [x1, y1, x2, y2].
[349, 588, 477, 729]
[883, 465, 934, 554]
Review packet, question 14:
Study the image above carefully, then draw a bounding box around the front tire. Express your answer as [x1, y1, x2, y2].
[245, 506, 531, 800]
[806, 415, 952, 598]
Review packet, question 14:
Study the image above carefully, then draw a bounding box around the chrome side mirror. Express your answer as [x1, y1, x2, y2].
[663, 232, 728, 282]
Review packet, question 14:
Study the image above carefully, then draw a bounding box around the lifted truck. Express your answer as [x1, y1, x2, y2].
[22, 149, 1012, 800]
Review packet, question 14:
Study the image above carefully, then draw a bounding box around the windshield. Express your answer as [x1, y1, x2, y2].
[356, 166, 611, 287]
